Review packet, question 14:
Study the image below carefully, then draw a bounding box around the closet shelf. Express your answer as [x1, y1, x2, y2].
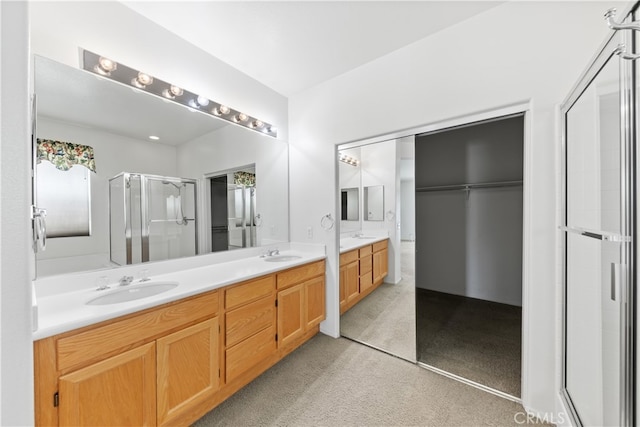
[416, 180, 523, 193]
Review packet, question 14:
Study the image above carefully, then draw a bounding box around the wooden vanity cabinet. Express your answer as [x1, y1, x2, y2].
[340, 239, 388, 314]
[276, 260, 326, 349]
[224, 275, 276, 383]
[339, 250, 359, 314]
[58, 341, 157, 426]
[359, 245, 374, 292]
[156, 318, 220, 425]
[372, 240, 389, 285]
[34, 259, 326, 427]
[35, 290, 221, 427]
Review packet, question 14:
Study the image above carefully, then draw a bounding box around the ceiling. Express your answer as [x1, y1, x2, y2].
[122, 1, 504, 97]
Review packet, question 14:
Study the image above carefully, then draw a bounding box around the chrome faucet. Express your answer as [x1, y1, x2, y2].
[266, 248, 280, 256]
[118, 275, 134, 286]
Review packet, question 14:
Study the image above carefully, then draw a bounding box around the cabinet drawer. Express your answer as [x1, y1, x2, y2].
[226, 325, 276, 382]
[277, 260, 325, 290]
[225, 275, 275, 310]
[359, 245, 372, 257]
[57, 291, 219, 372]
[226, 296, 274, 347]
[372, 240, 388, 253]
[360, 255, 372, 274]
[340, 250, 359, 265]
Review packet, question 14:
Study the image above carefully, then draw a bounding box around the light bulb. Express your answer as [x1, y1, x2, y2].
[212, 105, 231, 116]
[162, 85, 183, 99]
[250, 120, 264, 129]
[94, 57, 117, 75]
[196, 95, 209, 107]
[234, 113, 248, 123]
[131, 72, 153, 89]
[189, 95, 210, 109]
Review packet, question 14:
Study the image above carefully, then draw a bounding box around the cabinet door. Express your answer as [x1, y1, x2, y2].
[373, 248, 388, 285]
[340, 261, 359, 314]
[345, 261, 359, 302]
[156, 318, 219, 426]
[277, 284, 304, 347]
[58, 342, 156, 427]
[339, 264, 348, 310]
[304, 276, 325, 329]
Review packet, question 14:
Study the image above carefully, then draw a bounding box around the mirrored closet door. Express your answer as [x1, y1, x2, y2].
[337, 138, 416, 362]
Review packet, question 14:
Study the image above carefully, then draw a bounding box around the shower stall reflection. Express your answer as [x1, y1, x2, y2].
[109, 172, 198, 265]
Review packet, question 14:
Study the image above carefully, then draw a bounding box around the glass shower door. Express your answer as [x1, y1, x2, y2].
[562, 36, 633, 426]
[146, 177, 197, 262]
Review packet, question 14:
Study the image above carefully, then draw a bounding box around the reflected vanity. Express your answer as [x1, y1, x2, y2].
[33, 55, 289, 278]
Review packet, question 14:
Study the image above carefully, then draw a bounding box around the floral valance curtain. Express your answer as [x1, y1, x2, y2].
[234, 171, 256, 187]
[36, 138, 96, 173]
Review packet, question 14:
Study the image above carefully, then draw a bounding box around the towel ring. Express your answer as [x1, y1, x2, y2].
[320, 213, 335, 230]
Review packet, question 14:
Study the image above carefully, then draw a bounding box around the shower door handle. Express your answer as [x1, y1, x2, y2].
[610, 263, 626, 302]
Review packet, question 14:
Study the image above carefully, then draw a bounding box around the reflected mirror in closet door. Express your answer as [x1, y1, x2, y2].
[338, 139, 416, 362]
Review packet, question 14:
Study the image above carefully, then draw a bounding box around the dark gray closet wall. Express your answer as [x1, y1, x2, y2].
[415, 116, 524, 306]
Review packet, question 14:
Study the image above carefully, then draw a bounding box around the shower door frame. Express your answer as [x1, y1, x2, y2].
[559, 11, 636, 426]
[114, 172, 199, 265]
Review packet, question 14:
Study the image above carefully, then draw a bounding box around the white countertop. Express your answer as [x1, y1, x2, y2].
[33, 249, 325, 340]
[339, 236, 388, 253]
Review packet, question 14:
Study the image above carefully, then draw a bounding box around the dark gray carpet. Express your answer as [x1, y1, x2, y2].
[416, 289, 522, 397]
[194, 334, 543, 426]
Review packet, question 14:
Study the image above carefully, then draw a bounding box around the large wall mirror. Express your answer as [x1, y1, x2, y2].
[34, 55, 289, 278]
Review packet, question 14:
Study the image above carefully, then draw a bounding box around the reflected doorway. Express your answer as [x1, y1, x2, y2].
[208, 166, 257, 252]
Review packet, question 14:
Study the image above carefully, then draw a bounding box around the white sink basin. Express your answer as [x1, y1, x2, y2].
[87, 281, 179, 305]
[263, 255, 302, 262]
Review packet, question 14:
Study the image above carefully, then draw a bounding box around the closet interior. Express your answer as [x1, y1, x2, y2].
[414, 115, 524, 397]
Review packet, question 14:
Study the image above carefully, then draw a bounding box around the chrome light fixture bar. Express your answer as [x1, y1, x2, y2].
[81, 49, 277, 138]
[338, 152, 359, 166]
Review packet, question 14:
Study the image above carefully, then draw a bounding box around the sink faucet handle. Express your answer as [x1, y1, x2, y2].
[119, 275, 134, 286]
[96, 276, 110, 291]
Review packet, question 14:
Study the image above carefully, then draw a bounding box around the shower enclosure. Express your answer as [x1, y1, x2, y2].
[560, 7, 636, 426]
[109, 172, 198, 265]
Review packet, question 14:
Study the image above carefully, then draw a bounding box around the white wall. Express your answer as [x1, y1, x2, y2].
[0, 2, 34, 425]
[289, 0, 629, 417]
[361, 140, 401, 283]
[176, 124, 290, 250]
[400, 179, 415, 241]
[35, 118, 178, 275]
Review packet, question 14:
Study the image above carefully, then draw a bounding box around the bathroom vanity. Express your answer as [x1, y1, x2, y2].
[33, 255, 325, 426]
[339, 237, 388, 314]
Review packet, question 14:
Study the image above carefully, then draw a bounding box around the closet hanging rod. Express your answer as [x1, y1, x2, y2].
[416, 180, 523, 193]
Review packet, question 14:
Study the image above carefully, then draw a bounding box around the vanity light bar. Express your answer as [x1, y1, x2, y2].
[81, 49, 277, 138]
[338, 153, 359, 166]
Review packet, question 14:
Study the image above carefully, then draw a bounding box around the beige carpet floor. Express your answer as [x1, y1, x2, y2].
[194, 334, 547, 426]
[340, 241, 417, 361]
